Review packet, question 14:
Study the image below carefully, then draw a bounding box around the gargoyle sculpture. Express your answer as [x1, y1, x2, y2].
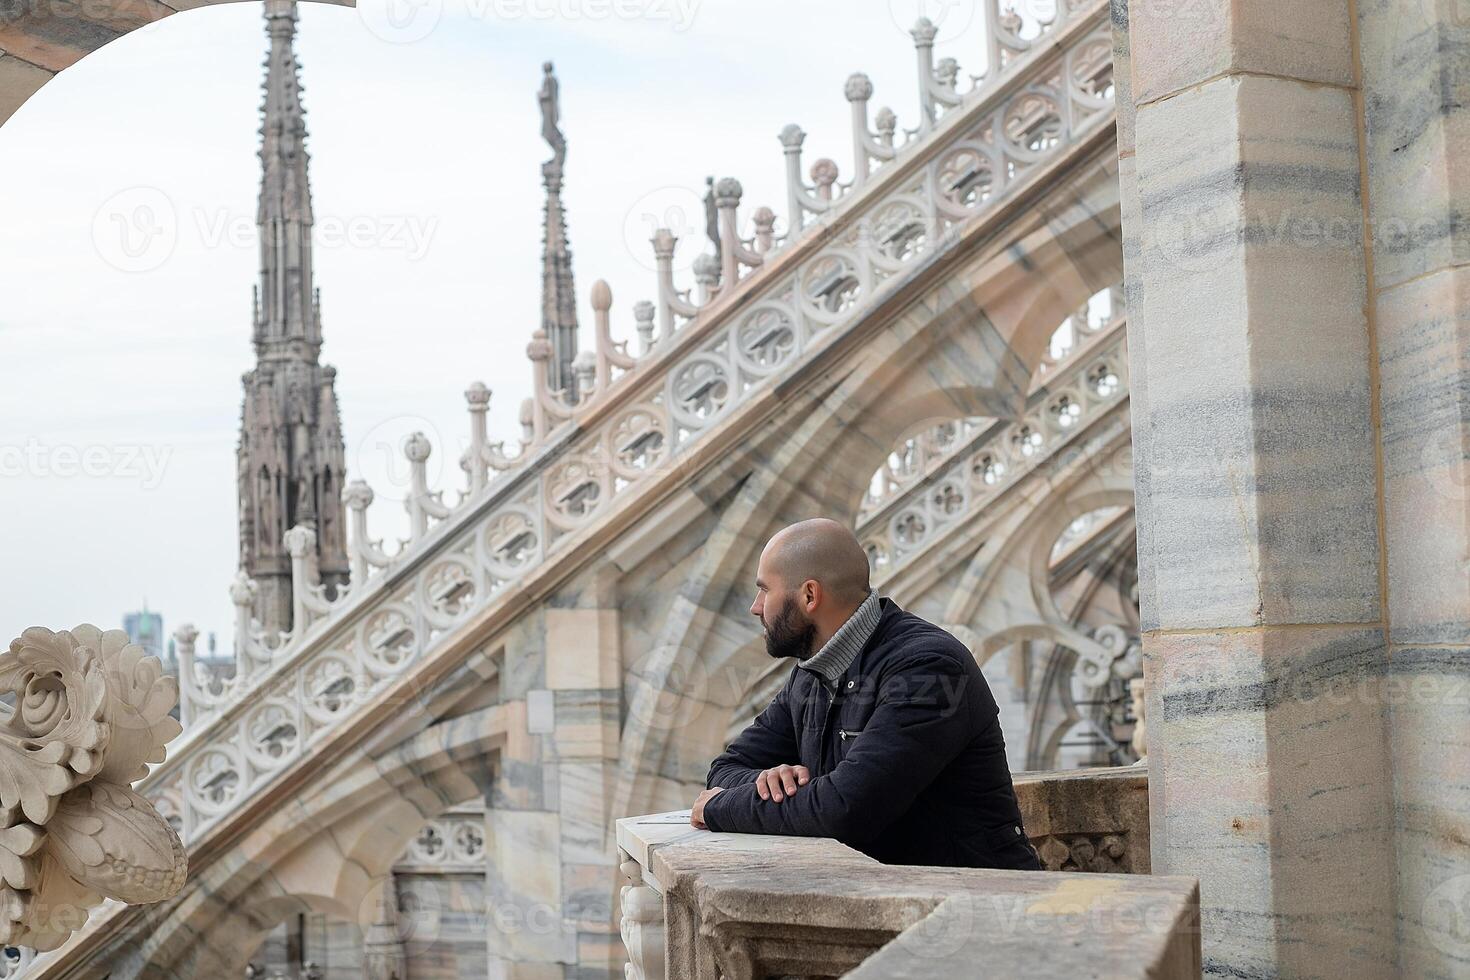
[0, 625, 187, 950]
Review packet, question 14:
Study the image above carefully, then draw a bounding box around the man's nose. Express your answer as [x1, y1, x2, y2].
[749, 595, 761, 618]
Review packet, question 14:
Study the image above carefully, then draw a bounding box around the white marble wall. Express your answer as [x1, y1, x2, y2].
[1114, 0, 1469, 976]
[1358, 2, 1470, 975]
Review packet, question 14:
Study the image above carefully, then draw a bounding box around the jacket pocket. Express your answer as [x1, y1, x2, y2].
[958, 821, 1041, 870]
[983, 822, 1041, 870]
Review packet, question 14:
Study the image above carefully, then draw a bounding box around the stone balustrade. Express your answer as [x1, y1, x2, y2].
[1015, 766, 1149, 874]
[617, 767, 1195, 980]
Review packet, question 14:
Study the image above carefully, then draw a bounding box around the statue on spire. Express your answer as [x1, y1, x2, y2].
[704, 175, 721, 264]
[539, 61, 567, 175]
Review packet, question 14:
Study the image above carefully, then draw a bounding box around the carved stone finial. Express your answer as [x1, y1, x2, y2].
[573, 349, 597, 393]
[810, 158, 840, 188]
[714, 177, 743, 209]
[875, 106, 898, 137]
[590, 279, 613, 313]
[752, 206, 777, 234]
[174, 623, 199, 649]
[845, 72, 874, 102]
[464, 381, 491, 408]
[526, 328, 552, 363]
[633, 300, 656, 350]
[0, 625, 187, 950]
[343, 479, 374, 510]
[284, 524, 317, 557]
[518, 398, 536, 442]
[936, 57, 960, 89]
[651, 228, 678, 260]
[999, 6, 1023, 34]
[229, 570, 259, 607]
[911, 16, 939, 44]
[403, 432, 432, 464]
[778, 123, 806, 150]
[693, 252, 721, 287]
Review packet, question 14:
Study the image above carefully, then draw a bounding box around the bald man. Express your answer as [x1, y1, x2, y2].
[691, 518, 1041, 870]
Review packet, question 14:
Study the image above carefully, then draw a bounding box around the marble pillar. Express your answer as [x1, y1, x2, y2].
[485, 602, 624, 979]
[1112, 0, 1401, 976]
[543, 606, 624, 978]
[1358, 1, 1470, 975]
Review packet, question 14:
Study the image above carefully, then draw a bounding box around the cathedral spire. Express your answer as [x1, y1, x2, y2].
[255, 0, 316, 356]
[538, 62, 579, 398]
[238, 0, 348, 636]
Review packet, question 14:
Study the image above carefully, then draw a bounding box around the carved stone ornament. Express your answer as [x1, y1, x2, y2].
[0, 625, 187, 950]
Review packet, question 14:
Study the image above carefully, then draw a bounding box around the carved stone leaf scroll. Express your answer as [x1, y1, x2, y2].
[48, 783, 187, 904]
[0, 626, 188, 951]
[0, 628, 109, 822]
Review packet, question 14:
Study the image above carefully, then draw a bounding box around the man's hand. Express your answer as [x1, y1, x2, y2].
[756, 764, 810, 803]
[691, 787, 724, 829]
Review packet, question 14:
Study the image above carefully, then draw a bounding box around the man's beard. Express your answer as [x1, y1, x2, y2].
[763, 600, 816, 661]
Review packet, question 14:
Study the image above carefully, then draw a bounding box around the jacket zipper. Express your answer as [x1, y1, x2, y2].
[838, 728, 859, 740]
[817, 690, 838, 767]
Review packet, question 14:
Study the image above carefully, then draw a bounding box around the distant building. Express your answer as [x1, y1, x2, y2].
[122, 607, 165, 661]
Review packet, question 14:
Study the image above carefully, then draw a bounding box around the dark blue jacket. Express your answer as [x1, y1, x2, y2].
[703, 599, 1041, 870]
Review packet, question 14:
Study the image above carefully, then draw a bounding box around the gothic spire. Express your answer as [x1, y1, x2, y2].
[255, 0, 317, 357]
[538, 62, 579, 398]
[238, 0, 348, 636]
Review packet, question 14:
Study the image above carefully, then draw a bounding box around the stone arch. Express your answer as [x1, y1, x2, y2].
[930, 474, 1137, 770]
[937, 150, 1125, 380]
[942, 466, 1136, 631]
[0, 0, 352, 126]
[93, 704, 504, 978]
[1027, 514, 1139, 771]
[218, 891, 362, 978]
[612, 151, 1124, 819]
[1024, 488, 1138, 626]
[719, 642, 786, 743]
[973, 620, 1102, 665]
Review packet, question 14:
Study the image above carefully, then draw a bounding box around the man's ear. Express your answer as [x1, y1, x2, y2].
[802, 579, 821, 613]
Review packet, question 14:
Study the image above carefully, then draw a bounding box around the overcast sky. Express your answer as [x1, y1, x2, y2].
[0, 0, 1007, 654]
